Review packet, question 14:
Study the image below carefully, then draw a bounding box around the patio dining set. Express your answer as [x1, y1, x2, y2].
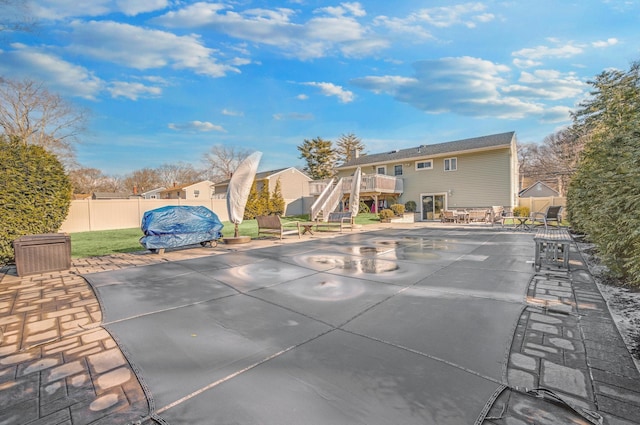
[441, 205, 563, 232]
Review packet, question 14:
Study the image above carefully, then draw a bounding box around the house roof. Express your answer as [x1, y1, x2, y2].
[140, 187, 165, 196]
[216, 167, 308, 186]
[92, 192, 131, 199]
[519, 180, 560, 197]
[337, 131, 515, 169]
[159, 181, 213, 194]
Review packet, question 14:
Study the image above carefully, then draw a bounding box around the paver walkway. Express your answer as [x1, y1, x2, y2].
[1, 223, 638, 425]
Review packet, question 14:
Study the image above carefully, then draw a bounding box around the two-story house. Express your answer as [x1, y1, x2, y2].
[335, 131, 519, 220]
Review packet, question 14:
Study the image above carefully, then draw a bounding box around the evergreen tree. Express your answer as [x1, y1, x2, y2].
[336, 133, 365, 164]
[243, 181, 260, 220]
[258, 181, 271, 216]
[297, 137, 336, 180]
[1, 136, 72, 264]
[567, 60, 640, 286]
[271, 178, 286, 216]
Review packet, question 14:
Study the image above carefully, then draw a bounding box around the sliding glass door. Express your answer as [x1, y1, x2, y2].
[421, 194, 446, 220]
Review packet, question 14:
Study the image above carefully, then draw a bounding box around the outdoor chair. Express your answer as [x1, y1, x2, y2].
[530, 205, 563, 229]
[441, 210, 458, 223]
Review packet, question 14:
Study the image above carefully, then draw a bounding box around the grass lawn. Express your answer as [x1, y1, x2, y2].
[70, 213, 381, 258]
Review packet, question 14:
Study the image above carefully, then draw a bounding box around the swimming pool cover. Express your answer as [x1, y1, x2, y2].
[84, 228, 533, 424]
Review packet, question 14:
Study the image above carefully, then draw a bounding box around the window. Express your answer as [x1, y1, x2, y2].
[444, 157, 457, 171]
[415, 160, 433, 170]
[376, 166, 386, 175]
[394, 165, 403, 176]
[194, 190, 200, 198]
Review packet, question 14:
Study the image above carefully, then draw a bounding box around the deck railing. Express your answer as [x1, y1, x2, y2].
[310, 175, 402, 195]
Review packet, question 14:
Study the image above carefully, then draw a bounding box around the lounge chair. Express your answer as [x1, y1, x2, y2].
[530, 206, 562, 229]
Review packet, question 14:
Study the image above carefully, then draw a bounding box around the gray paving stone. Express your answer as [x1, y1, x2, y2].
[530, 322, 560, 335]
[547, 336, 575, 351]
[591, 369, 640, 393]
[541, 360, 589, 398]
[595, 382, 640, 406]
[508, 369, 536, 389]
[510, 353, 537, 371]
[597, 393, 640, 423]
[529, 312, 562, 324]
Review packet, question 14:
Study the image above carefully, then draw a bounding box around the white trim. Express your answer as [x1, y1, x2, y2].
[415, 159, 433, 171]
[444, 157, 457, 172]
[376, 165, 387, 175]
[419, 192, 448, 221]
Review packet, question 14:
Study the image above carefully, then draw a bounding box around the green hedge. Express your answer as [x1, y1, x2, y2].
[567, 130, 640, 286]
[0, 139, 72, 265]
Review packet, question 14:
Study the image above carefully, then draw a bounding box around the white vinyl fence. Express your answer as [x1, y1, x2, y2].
[60, 197, 313, 233]
[517, 196, 566, 213]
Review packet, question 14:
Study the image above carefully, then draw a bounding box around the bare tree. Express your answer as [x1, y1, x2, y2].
[122, 168, 162, 194]
[156, 162, 204, 188]
[68, 168, 124, 194]
[0, 78, 86, 166]
[0, 0, 33, 33]
[517, 142, 540, 188]
[203, 145, 251, 182]
[518, 129, 586, 196]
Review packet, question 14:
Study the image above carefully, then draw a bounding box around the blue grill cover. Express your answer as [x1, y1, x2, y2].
[140, 206, 223, 249]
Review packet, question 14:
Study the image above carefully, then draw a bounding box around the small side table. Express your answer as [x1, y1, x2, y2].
[534, 228, 572, 271]
[514, 217, 530, 231]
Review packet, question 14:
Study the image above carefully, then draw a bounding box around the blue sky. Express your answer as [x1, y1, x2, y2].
[1, 0, 638, 175]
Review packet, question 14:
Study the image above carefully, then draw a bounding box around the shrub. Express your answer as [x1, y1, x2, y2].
[390, 204, 405, 215]
[404, 200, 416, 213]
[568, 129, 640, 287]
[0, 138, 72, 265]
[512, 206, 530, 217]
[378, 209, 394, 220]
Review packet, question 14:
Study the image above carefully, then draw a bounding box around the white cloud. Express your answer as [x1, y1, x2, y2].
[512, 40, 584, 61]
[373, 16, 433, 40]
[513, 58, 542, 69]
[0, 44, 103, 99]
[411, 2, 493, 28]
[540, 106, 572, 123]
[222, 108, 244, 116]
[108, 82, 162, 100]
[302, 82, 355, 103]
[152, 2, 383, 59]
[297, 94, 309, 100]
[351, 56, 575, 121]
[592, 38, 618, 48]
[116, 0, 169, 16]
[168, 121, 226, 132]
[29, 0, 169, 19]
[373, 3, 492, 41]
[66, 20, 239, 77]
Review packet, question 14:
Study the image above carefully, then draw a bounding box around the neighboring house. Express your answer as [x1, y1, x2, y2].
[213, 167, 312, 215]
[160, 181, 214, 199]
[335, 131, 519, 220]
[519, 181, 560, 198]
[140, 187, 166, 199]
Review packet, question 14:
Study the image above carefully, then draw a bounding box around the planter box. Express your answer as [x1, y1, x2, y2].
[390, 213, 415, 223]
[13, 233, 71, 276]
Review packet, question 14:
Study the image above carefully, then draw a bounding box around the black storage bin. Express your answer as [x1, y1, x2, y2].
[13, 233, 71, 276]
